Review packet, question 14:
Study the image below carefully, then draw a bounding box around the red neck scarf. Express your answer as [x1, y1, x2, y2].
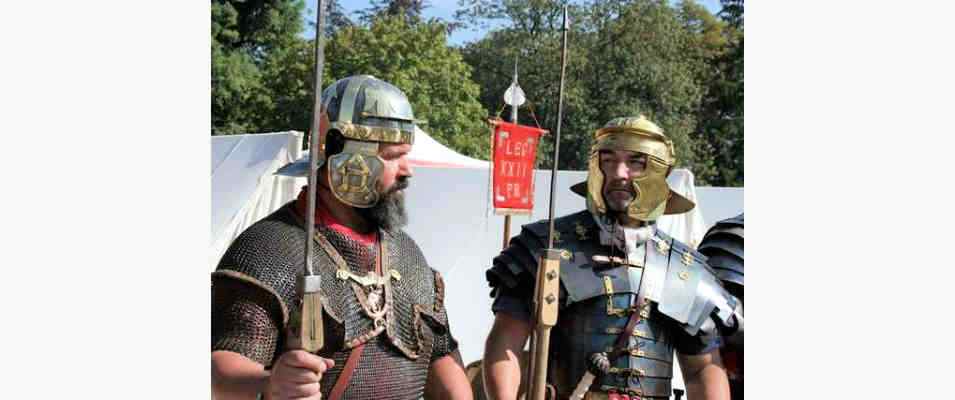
[294, 186, 378, 246]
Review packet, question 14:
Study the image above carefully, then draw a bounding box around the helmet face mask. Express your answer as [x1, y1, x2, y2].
[585, 116, 690, 223]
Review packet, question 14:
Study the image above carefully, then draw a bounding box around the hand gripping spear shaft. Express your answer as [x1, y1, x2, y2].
[295, 0, 328, 354]
[526, 6, 569, 400]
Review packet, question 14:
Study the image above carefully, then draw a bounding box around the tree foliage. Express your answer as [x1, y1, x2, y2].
[211, 0, 490, 160]
[456, 0, 743, 185]
[358, 0, 429, 23]
[211, 0, 744, 185]
[212, 0, 307, 135]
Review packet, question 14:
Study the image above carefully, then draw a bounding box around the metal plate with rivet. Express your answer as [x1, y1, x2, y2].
[575, 221, 590, 240]
[681, 251, 693, 266]
[654, 238, 669, 254]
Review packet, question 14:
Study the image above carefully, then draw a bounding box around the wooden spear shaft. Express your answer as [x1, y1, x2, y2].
[527, 6, 570, 400]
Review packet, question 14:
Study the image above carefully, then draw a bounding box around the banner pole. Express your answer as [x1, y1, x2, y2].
[501, 57, 520, 250]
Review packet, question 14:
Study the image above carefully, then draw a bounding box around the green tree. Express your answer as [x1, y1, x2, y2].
[458, 0, 715, 174]
[359, 0, 430, 23]
[212, 3, 491, 160]
[305, 0, 354, 36]
[212, 0, 307, 135]
[688, 0, 743, 186]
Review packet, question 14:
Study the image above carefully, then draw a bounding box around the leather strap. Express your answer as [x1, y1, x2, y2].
[328, 342, 365, 400]
[327, 231, 383, 400]
[609, 295, 647, 360]
[609, 244, 652, 361]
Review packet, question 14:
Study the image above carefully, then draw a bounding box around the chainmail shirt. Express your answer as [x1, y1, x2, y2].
[212, 202, 457, 398]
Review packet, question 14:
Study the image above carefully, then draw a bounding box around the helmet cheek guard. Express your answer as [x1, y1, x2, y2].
[327, 140, 385, 208]
[626, 156, 671, 221]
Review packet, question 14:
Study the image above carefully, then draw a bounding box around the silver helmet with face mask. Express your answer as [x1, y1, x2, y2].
[277, 75, 417, 208]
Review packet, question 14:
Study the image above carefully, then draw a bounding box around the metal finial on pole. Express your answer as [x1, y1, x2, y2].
[501, 52, 525, 250]
[512, 57, 519, 123]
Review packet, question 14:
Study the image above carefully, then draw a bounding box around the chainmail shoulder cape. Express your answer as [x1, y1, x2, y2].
[212, 203, 457, 399]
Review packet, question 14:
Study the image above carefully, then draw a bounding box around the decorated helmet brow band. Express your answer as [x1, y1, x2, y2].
[330, 121, 414, 145]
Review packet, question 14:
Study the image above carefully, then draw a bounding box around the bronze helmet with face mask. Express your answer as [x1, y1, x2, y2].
[570, 116, 695, 222]
[277, 75, 417, 208]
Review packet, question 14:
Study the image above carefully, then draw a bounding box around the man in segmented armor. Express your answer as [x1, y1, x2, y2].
[212, 75, 472, 400]
[483, 116, 743, 400]
[697, 215, 743, 400]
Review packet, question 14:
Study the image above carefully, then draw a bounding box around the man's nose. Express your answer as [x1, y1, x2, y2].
[398, 156, 414, 178]
[609, 161, 629, 180]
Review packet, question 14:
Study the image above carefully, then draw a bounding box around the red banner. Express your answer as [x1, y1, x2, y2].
[491, 120, 547, 214]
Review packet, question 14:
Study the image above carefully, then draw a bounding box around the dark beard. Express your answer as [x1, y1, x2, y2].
[358, 178, 409, 232]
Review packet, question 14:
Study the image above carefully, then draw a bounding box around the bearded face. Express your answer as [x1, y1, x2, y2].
[357, 176, 409, 231]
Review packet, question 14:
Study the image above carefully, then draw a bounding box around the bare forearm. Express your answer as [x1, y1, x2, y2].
[484, 359, 521, 400]
[212, 351, 270, 400]
[426, 351, 473, 400]
[684, 364, 730, 400]
[483, 346, 522, 400]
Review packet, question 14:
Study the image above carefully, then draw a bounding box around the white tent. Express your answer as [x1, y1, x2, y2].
[408, 126, 489, 168]
[211, 129, 494, 269]
[211, 132, 304, 269]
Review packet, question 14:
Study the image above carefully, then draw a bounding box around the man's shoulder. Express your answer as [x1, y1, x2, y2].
[227, 205, 303, 253]
[381, 228, 434, 277]
[217, 203, 305, 277]
[382, 228, 425, 255]
[697, 213, 744, 288]
[520, 210, 594, 240]
[655, 228, 710, 269]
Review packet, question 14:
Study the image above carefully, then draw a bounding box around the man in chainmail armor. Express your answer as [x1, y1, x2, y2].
[482, 116, 743, 400]
[212, 76, 472, 400]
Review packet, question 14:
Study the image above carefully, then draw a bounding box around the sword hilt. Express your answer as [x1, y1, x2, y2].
[297, 275, 324, 353]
